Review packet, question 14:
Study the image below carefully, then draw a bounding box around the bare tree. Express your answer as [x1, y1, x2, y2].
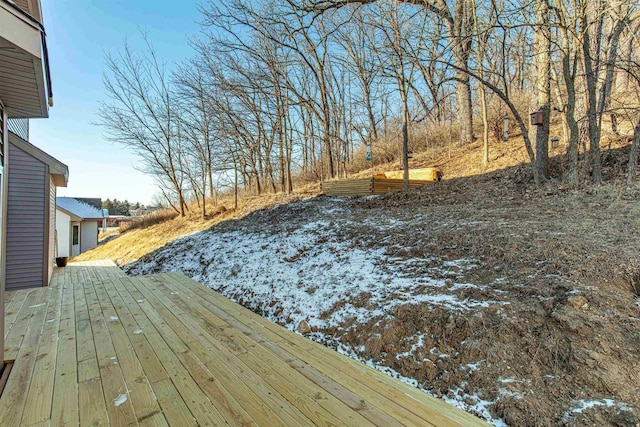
[531, 0, 552, 181]
[98, 37, 188, 216]
[298, 0, 476, 145]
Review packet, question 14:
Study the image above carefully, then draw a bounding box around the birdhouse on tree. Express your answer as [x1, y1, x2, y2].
[530, 111, 544, 126]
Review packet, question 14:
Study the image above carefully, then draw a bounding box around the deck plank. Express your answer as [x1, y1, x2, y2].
[124, 276, 259, 425]
[159, 274, 405, 427]
[4, 288, 46, 360]
[0, 293, 49, 425]
[142, 274, 374, 427]
[106, 279, 198, 427]
[3, 288, 35, 337]
[75, 275, 101, 383]
[82, 273, 138, 426]
[163, 272, 481, 426]
[3, 260, 489, 427]
[130, 276, 316, 427]
[110, 277, 229, 426]
[93, 279, 167, 426]
[51, 271, 80, 426]
[21, 285, 64, 425]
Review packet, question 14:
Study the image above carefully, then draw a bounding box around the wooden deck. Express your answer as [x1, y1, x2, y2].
[2, 260, 488, 426]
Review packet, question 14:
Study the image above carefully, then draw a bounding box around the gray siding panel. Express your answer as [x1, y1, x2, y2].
[6, 143, 46, 289]
[7, 119, 29, 141]
[48, 177, 55, 284]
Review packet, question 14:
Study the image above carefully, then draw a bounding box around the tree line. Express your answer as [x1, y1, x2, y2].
[98, 0, 640, 216]
[102, 199, 142, 216]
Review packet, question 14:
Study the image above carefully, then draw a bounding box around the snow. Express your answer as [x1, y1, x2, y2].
[395, 333, 428, 361]
[56, 197, 106, 220]
[129, 217, 502, 332]
[562, 399, 630, 422]
[464, 361, 484, 373]
[114, 394, 128, 407]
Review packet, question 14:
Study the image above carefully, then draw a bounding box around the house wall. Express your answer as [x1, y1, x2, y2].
[80, 220, 98, 253]
[6, 141, 46, 289]
[1, 99, 6, 369]
[7, 119, 28, 141]
[47, 175, 55, 283]
[55, 209, 70, 257]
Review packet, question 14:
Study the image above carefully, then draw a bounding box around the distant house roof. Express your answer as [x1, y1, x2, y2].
[73, 198, 102, 210]
[8, 132, 68, 187]
[56, 197, 106, 220]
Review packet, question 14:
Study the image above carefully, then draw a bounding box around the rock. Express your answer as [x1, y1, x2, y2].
[298, 320, 311, 335]
[567, 295, 589, 310]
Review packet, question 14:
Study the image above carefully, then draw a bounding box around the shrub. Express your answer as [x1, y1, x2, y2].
[119, 209, 178, 232]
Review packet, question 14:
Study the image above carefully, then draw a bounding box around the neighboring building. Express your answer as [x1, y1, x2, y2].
[1, 0, 53, 370]
[107, 215, 132, 227]
[129, 206, 147, 217]
[56, 197, 107, 257]
[5, 133, 67, 290]
[129, 205, 162, 217]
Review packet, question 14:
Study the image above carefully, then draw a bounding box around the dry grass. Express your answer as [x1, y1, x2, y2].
[77, 123, 634, 269]
[348, 121, 632, 184]
[120, 209, 178, 232]
[75, 187, 319, 265]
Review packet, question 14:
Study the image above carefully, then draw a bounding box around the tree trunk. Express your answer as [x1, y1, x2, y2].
[455, 65, 474, 145]
[401, 83, 410, 192]
[581, 3, 603, 184]
[531, 0, 551, 182]
[479, 83, 489, 165]
[201, 181, 206, 219]
[364, 81, 378, 141]
[627, 118, 640, 184]
[562, 52, 580, 185]
[234, 159, 239, 211]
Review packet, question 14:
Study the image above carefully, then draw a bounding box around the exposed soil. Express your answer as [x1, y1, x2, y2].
[125, 147, 640, 426]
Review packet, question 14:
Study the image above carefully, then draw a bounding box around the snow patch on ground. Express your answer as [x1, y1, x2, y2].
[562, 399, 631, 422]
[129, 215, 500, 332]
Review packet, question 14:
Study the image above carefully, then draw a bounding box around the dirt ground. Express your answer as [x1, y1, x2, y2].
[334, 152, 640, 425]
[331, 181, 640, 425]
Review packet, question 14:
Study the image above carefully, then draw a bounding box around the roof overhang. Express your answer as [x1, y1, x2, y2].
[9, 131, 68, 186]
[56, 206, 83, 222]
[0, 0, 51, 118]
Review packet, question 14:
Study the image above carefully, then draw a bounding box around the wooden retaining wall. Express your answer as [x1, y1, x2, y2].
[322, 177, 434, 197]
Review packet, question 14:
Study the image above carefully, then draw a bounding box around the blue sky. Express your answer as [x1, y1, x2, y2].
[30, 1, 202, 205]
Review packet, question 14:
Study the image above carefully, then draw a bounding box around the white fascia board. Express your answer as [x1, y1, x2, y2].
[0, 3, 42, 59]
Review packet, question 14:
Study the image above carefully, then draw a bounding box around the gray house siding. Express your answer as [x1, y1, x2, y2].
[6, 142, 46, 289]
[48, 175, 55, 283]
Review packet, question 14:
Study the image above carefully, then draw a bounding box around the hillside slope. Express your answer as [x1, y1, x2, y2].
[79, 129, 631, 266]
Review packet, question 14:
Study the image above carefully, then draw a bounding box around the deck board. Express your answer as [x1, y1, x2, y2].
[2, 260, 489, 426]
